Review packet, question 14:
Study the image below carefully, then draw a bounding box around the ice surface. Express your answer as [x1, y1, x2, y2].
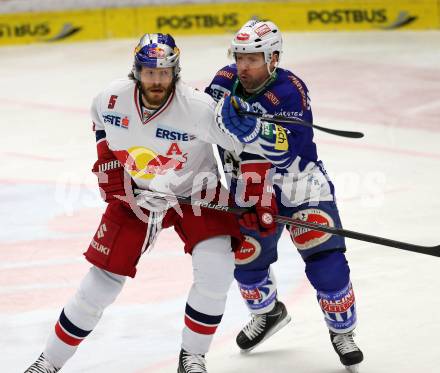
[1, 31, 439, 372]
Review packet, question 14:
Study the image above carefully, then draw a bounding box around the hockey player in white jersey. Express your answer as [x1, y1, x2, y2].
[24, 33, 244, 373]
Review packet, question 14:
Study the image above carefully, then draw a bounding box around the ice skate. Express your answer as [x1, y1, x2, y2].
[330, 331, 363, 373]
[236, 300, 291, 352]
[177, 349, 207, 373]
[24, 353, 60, 373]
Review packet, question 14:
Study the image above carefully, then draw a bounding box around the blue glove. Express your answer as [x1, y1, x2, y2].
[220, 95, 261, 143]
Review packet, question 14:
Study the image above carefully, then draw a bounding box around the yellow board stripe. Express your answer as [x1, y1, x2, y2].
[0, 1, 439, 46]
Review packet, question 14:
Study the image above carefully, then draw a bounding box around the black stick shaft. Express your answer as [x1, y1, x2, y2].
[238, 110, 364, 139]
[135, 190, 440, 257]
[195, 200, 440, 256]
[270, 214, 440, 257]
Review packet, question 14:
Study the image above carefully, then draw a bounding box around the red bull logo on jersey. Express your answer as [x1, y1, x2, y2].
[114, 146, 187, 180]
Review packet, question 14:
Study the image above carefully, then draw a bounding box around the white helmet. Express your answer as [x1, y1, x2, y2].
[230, 20, 282, 64]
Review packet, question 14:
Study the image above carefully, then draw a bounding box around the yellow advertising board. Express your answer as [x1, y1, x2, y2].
[0, 10, 104, 45]
[281, 0, 439, 31]
[0, 1, 439, 46]
[132, 0, 439, 36]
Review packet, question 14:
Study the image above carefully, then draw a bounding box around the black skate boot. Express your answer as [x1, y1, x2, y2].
[177, 349, 207, 373]
[24, 353, 60, 373]
[330, 331, 364, 373]
[236, 300, 291, 352]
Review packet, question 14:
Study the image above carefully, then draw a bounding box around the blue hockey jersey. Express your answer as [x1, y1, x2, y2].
[205, 64, 335, 206]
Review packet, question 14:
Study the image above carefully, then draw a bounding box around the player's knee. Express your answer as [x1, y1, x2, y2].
[233, 234, 277, 284]
[77, 267, 125, 312]
[192, 236, 234, 298]
[63, 267, 126, 330]
[305, 250, 350, 292]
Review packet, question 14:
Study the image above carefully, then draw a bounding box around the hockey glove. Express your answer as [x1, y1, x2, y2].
[238, 162, 278, 237]
[240, 205, 277, 237]
[216, 95, 262, 143]
[92, 154, 126, 203]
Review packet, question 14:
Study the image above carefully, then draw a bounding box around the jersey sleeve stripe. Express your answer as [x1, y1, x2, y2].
[95, 130, 106, 142]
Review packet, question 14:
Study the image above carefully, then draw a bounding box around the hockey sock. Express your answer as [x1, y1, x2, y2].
[305, 250, 357, 333]
[317, 281, 357, 333]
[182, 236, 234, 354]
[44, 266, 126, 368]
[237, 268, 277, 315]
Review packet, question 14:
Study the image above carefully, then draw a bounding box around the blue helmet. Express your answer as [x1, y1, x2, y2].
[133, 33, 181, 80]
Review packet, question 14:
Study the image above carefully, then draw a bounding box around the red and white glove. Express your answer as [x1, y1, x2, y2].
[238, 162, 278, 237]
[92, 153, 126, 203]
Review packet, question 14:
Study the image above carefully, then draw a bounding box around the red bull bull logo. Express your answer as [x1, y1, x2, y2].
[147, 47, 165, 58]
[145, 154, 187, 174]
[114, 146, 187, 180]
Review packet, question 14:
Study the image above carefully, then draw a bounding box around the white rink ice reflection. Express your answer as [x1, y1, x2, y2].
[1, 31, 440, 373]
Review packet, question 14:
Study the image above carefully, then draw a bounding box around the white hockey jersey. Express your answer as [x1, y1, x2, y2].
[91, 78, 243, 196]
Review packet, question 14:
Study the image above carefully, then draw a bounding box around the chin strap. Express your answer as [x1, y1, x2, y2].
[266, 60, 278, 78]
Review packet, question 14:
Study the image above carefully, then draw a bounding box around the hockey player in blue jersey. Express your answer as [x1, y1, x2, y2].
[206, 20, 364, 372]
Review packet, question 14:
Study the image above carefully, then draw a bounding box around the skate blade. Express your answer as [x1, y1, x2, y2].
[240, 314, 292, 354]
[345, 363, 360, 373]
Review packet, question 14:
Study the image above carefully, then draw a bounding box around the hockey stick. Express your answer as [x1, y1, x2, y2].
[238, 110, 364, 139]
[230, 96, 363, 138]
[135, 189, 440, 257]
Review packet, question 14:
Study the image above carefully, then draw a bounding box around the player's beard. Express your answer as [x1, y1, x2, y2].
[238, 64, 272, 93]
[141, 81, 174, 108]
[239, 74, 259, 91]
[238, 72, 270, 93]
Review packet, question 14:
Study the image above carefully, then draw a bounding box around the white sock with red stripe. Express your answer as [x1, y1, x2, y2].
[182, 236, 234, 354]
[43, 267, 126, 368]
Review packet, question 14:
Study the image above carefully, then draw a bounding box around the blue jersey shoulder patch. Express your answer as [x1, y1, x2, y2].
[205, 65, 237, 102]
